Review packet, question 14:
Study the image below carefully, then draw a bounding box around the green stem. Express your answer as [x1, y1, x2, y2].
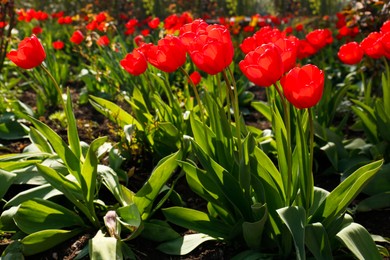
[274, 82, 292, 205]
[307, 108, 314, 209]
[40, 64, 64, 108]
[223, 68, 242, 161]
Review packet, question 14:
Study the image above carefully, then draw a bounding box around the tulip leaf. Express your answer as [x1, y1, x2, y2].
[356, 191, 390, 212]
[336, 222, 382, 260]
[311, 159, 383, 226]
[277, 206, 306, 260]
[5, 183, 61, 208]
[156, 233, 216, 256]
[134, 149, 181, 219]
[190, 113, 215, 156]
[162, 207, 232, 239]
[65, 88, 82, 161]
[305, 223, 332, 260]
[0, 169, 17, 199]
[19, 113, 82, 183]
[22, 229, 83, 256]
[89, 95, 143, 130]
[13, 198, 85, 234]
[29, 127, 53, 153]
[89, 231, 123, 260]
[82, 136, 107, 206]
[141, 220, 180, 242]
[251, 101, 272, 122]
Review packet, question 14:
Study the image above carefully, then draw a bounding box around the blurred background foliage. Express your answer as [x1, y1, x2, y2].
[13, 0, 356, 19]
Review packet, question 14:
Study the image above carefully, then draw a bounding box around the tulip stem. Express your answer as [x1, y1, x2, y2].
[274, 82, 292, 205]
[307, 108, 315, 208]
[179, 67, 209, 152]
[40, 64, 65, 109]
[223, 67, 242, 163]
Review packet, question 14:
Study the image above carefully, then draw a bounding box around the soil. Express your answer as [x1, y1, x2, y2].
[1, 87, 389, 259]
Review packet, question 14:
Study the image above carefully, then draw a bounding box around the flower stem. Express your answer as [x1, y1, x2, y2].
[274, 82, 292, 205]
[307, 108, 315, 209]
[40, 64, 65, 108]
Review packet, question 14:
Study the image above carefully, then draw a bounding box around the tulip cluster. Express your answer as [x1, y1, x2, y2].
[239, 26, 324, 109]
[337, 20, 390, 65]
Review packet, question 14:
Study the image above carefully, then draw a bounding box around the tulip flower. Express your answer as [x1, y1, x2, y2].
[280, 64, 324, 109]
[70, 30, 84, 45]
[380, 20, 390, 34]
[52, 40, 65, 50]
[188, 71, 201, 86]
[182, 23, 234, 75]
[147, 35, 187, 73]
[7, 35, 46, 69]
[32, 26, 43, 35]
[120, 48, 148, 76]
[148, 17, 160, 29]
[273, 37, 298, 73]
[97, 35, 110, 47]
[337, 42, 364, 65]
[360, 32, 385, 59]
[239, 43, 284, 87]
[305, 29, 333, 50]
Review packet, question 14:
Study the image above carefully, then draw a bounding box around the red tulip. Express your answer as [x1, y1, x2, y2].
[32, 26, 43, 35]
[147, 35, 187, 73]
[360, 32, 384, 59]
[381, 32, 390, 54]
[380, 20, 390, 34]
[188, 71, 201, 85]
[148, 17, 160, 29]
[7, 35, 46, 69]
[280, 64, 324, 109]
[305, 29, 333, 50]
[70, 30, 84, 45]
[337, 42, 364, 65]
[52, 40, 65, 50]
[239, 36, 257, 54]
[97, 35, 110, 46]
[273, 37, 298, 73]
[239, 43, 284, 87]
[120, 48, 148, 76]
[295, 24, 304, 31]
[182, 22, 234, 75]
[297, 39, 317, 59]
[134, 35, 145, 47]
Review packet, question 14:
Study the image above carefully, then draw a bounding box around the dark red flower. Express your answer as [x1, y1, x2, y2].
[120, 48, 148, 76]
[52, 40, 65, 50]
[134, 35, 145, 47]
[148, 17, 160, 29]
[337, 42, 364, 65]
[97, 35, 110, 47]
[147, 35, 187, 73]
[295, 24, 304, 31]
[70, 30, 84, 45]
[32, 26, 42, 35]
[181, 23, 234, 75]
[95, 12, 107, 23]
[280, 64, 324, 109]
[188, 71, 201, 85]
[273, 37, 298, 73]
[305, 29, 333, 50]
[360, 32, 384, 59]
[239, 43, 284, 87]
[297, 39, 317, 59]
[7, 35, 46, 69]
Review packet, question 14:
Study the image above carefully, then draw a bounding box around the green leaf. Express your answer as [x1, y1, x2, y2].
[311, 159, 383, 226]
[305, 223, 332, 260]
[156, 233, 216, 256]
[356, 192, 390, 212]
[141, 220, 180, 242]
[276, 206, 306, 260]
[251, 101, 271, 122]
[82, 136, 107, 206]
[163, 207, 232, 239]
[65, 88, 82, 161]
[20, 114, 82, 182]
[0, 119, 28, 140]
[13, 198, 85, 234]
[89, 95, 142, 130]
[5, 183, 62, 208]
[336, 222, 382, 260]
[89, 230, 123, 260]
[242, 203, 268, 249]
[29, 127, 53, 153]
[374, 99, 390, 142]
[0, 169, 17, 199]
[134, 150, 181, 219]
[22, 229, 82, 256]
[351, 102, 378, 143]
